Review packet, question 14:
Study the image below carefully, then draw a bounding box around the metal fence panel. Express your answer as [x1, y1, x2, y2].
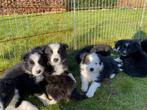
[0, 0, 147, 72]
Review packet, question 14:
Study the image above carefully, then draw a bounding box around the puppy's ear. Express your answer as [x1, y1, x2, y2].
[133, 41, 141, 50]
[61, 43, 69, 49]
[22, 52, 29, 60]
[80, 52, 89, 63]
[114, 40, 118, 44]
[44, 45, 51, 55]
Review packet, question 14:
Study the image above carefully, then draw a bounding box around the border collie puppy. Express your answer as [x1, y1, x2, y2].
[2, 48, 52, 108]
[141, 39, 147, 54]
[115, 39, 147, 77]
[79, 52, 118, 98]
[0, 75, 45, 110]
[44, 43, 76, 82]
[0, 78, 40, 110]
[3, 47, 48, 79]
[76, 44, 112, 64]
[44, 73, 86, 104]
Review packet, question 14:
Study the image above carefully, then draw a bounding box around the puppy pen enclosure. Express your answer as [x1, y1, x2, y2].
[0, 0, 147, 72]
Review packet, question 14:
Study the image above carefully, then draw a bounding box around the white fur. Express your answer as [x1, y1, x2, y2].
[29, 53, 44, 76]
[16, 101, 39, 110]
[68, 73, 76, 83]
[114, 58, 122, 63]
[81, 77, 89, 92]
[4, 89, 38, 110]
[5, 89, 20, 110]
[49, 43, 61, 66]
[35, 94, 50, 106]
[0, 100, 4, 110]
[116, 47, 120, 52]
[35, 75, 44, 83]
[80, 53, 103, 97]
[52, 64, 65, 75]
[86, 82, 101, 98]
[110, 74, 116, 79]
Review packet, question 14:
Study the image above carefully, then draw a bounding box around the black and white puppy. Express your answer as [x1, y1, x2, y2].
[115, 39, 147, 77]
[0, 74, 48, 110]
[76, 44, 112, 64]
[44, 43, 76, 82]
[79, 52, 118, 98]
[0, 78, 40, 110]
[1, 48, 52, 109]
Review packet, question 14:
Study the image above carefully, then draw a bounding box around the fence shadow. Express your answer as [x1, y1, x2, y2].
[133, 30, 147, 41]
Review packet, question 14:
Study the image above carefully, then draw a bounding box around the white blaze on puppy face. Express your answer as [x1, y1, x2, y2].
[30, 53, 44, 76]
[0, 100, 4, 110]
[86, 53, 103, 74]
[49, 43, 61, 65]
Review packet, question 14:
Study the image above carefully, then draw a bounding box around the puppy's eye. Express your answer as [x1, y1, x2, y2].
[95, 63, 98, 65]
[29, 60, 34, 65]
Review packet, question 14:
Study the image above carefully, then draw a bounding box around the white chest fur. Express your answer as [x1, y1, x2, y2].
[80, 64, 100, 82]
[52, 64, 65, 75]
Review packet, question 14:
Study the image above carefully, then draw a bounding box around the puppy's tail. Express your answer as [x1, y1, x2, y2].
[70, 88, 87, 100]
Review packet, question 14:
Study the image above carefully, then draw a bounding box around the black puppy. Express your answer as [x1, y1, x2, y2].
[115, 39, 147, 77]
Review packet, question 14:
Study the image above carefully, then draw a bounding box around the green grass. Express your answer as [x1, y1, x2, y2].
[0, 9, 147, 110]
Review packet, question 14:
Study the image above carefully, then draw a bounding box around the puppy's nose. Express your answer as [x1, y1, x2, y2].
[54, 58, 59, 62]
[90, 68, 94, 72]
[36, 70, 41, 74]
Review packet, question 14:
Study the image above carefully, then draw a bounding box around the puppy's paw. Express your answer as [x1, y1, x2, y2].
[119, 68, 123, 72]
[114, 58, 122, 63]
[118, 64, 122, 67]
[110, 74, 116, 79]
[81, 86, 88, 92]
[86, 91, 94, 98]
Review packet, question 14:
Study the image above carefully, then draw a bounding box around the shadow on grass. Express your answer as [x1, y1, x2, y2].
[133, 30, 147, 41]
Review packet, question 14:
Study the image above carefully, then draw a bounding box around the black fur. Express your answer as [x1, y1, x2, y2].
[97, 55, 118, 82]
[115, 39, 147, 77]
[141, 39, 147, 54]
[76, 44, 112, 64]
[0, 74, 48, 109]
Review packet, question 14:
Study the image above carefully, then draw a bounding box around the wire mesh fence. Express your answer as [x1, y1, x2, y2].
[0, 0, 147, 72]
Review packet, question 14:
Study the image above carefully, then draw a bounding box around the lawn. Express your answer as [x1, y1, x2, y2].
[0, 9, 147, 110]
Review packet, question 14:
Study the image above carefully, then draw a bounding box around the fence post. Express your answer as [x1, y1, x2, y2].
[139, 0, 147, 29]
[73, 0, 77, 49]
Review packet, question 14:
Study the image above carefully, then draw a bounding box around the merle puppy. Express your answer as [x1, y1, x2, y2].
[44, 73, 86, 104]
[76, 44, 112, 64]
[44, 43, 76, 82]
[78, 52, 118, 98]
[115, 39, 147, 77]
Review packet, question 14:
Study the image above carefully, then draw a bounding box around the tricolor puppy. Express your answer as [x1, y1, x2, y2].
[76, 44, 112, 64]
[79, 52, 118, 98]
[115, 39, 147, 77]
[44, 73, 86, 104]
[44, 43, 76, 82]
